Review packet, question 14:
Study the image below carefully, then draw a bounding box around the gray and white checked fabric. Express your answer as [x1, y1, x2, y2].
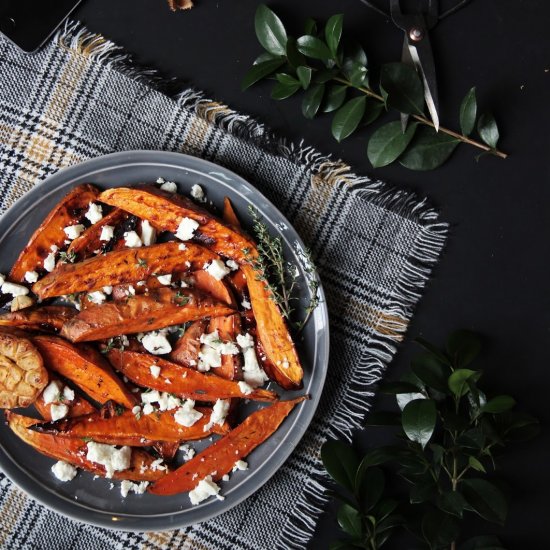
[0, 24, 447, 550]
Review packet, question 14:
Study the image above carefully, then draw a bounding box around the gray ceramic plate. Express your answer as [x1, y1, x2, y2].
[0, 151, 329, 531]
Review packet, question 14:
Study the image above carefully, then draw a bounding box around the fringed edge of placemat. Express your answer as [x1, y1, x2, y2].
[53, 21, 448, 549]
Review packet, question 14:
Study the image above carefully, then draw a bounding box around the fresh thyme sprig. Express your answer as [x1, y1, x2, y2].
[59, 250, 77, 264]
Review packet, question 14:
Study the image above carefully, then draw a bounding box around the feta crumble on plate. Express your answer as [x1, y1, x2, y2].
[189, 475, 224, 505]
[51, 461, 77, 482]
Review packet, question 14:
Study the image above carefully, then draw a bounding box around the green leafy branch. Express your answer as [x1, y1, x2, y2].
[243, 6, 508, 171]
[321, 330, 539, 549]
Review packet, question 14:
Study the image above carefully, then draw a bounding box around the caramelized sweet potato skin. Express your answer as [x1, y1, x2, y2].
[7, 412, 167, 481]
[107, 349, 277, 402]
[149, 397, 306, 495]
[33, 407, 229, 444]
[169, 319, 207, 367]
[10, 184, 100, 282]
[242, 264, 303, 389]
[222, 196, 242, 228]
[207, 314, 243, 380]
[32, 335, 136, 408]
[35, 377, 96, 421]
[0, 306, 76, 333]
[61, 288, 234, 342]
[192, 270, 235, 306]
[99, 187, 257, 264]
[33, 242, 217, 299]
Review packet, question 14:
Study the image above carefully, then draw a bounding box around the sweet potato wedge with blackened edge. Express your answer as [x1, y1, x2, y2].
[32, 335, 136, 408]
[33, 242, 218, 299]
[169, 319, 207, 367]
[207, 314, 243, 380]
[10, 184, 100, 282]
[99, 187, 257, 264]
[149, 396, 306, 495]
[7, 412, 168, 481]
[61, 288, 234, 342]
[107, 349, 277, 402]
[0, 306, 77, 333]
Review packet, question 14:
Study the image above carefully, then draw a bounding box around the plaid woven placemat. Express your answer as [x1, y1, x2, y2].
[0, 23, 447, 550]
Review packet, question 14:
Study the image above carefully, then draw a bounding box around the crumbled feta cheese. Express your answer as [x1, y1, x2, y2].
[120, 335, 130, 347]
[204, 259, 230, 281]
[43, 252, 56, 272]
[149, 365, 161, 378]
[103, 286, 113, 295]
[51, 461, 77, 482]
[50, 403, 69, 421]
[222, 474, 230, 481]
[1, 281, 29, 296]
[201, 330, 239, 355]
[232, 460, 248, 472]
[180, 280, 189, 288]
[189, 475, 224, 505]
[226, 259, 238, 271]
[176, 217, 199, 241]
[190, 184, 205, 202]
[160, 181, 178, 193]
[86, 442, 131, 478]
[141, 390, 160, 404]
[281, 360, 290, 369]
[178, 243, 187, 251]
[62, 386, 75, 402]
[236, 333, 254, 349]
[179, 444, 196, 461]
[136, 280, 146, 287]
[140, 220, 156, 246]
[99, 225, 115, 242]
[63, 224, 85, 240]
[85, 203, 103, 224]
[132, 405, 142, 415]
[204, 399, 230, 432]
[124, 231, 142, 248]
[24, 271, 39, 284]
[88, 290, 106, 305]
[50, 244, 59, 253]
[157, 392, 181, 411]
[0, 274, 4, 286]
[238, 381, 254, 395]
[156, 274, 172, 285]
[43, 380, 63, 404]
[241, 299, 251, 310]
[150, 458, 167, 471]
[198, 345, 221, 372]
[142, 403, 154, 415]
[120, 480, 149, 497]
[174, 400, 203, 427]
[141, 332, 172, 355]
[156, 177, 165, 184]
[126, 285, 136, 296]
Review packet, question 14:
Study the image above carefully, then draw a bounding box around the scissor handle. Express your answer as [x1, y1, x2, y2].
[390, 0, 439, 31]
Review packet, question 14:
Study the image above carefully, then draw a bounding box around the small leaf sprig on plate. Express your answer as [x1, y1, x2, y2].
[243, 5, 508, 171]
[321, 330, 539, 550]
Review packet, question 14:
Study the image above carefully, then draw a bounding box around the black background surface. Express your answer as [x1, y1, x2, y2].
[70, 0, 548, 547]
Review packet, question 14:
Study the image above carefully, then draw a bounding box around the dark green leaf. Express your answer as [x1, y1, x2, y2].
[402, 399, 436, 448]
[296, 66, 312, 89]
[348, 42, 368, 67]
[304, 17, 317, 36]
[276, 73, 299, 85]
[460, 87, 477, 136]
[399, 126, 460, 170]
[421, 508, 460, 549]
[437, 491, 467, 518]
[457, 428, 485, 450]
[415, 337, 452, 366]
[410, 477, 437, 503]
[461, 478, 507, 525]
[286, 37, 306, 68]
[367, 121, 417, 168]
[481, 395, 516, 414]
[380, 62, 424, 115]
[297, 35, 332, 60]
[448, 368, 478, 397]
[356, 446, 403, 474]
[468, 455, 486, 473]
[271, 76, 301, 100]
[337, 503, 363, 538]
[459, 535, 506, 550]
[379, 381, 421, 394]
[364, 411, 401, 427]
[376, 498, 398, 520]
[362, 100, 384, 125]
[376, 513, 404, 534]
[477, 113, 499, 148]
[302, 83, 325, 119]
[447, 330, 482, 368]
[323, 84, 347, 113]
[254, 5, 288, 56]
[343, 59, 368, 88]
[325, 14, 343, 56]
[496, 411, 540, 441]
[331, 96, 366, 142]
[411, 352, 452, 393]
[430, 443, 444, 465]
[242, 58, 286, 90]
[357, 466, 385, 511]
[253, 52, 279, 64]
[321, 440, 360, 491]
[313, 67, 338, 83]
[480, 416, 503, 446]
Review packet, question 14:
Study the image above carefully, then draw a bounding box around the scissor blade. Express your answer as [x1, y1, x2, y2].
[400, 38, 414, 132]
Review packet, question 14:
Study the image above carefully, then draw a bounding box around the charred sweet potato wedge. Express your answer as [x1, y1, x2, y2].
[34, 377, 96, 421]
[207, 314, 243, 381]
[192, 270, 236, 306]
[169, 319, 207, 367]
[99, 187, 257, 264]
[242, 264, 303, 389]
[0, 306, 77, 333]
[149, 397, 306, 495]
[7, 412, 168, 481]
[60, 288, 234, 342]
[32, 406, 230, 445]
[33, 242, 218, 299]
[107, 349, 277, 402]
[32, 335, 136, 408]
[222, 196, 242, 229]
[10, 184, 100, 282]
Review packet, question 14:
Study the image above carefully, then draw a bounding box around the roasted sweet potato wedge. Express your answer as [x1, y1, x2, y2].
[207, 314, 243, 381]
[67, 208, 130, 260]
[61, 288, 234, 342]
[7, 412, 168, 481]
[169, 319, 207, 367]
[10, 184, 100, 282]
[34, 377, 96, 421]
[33, 242, 218, 299]
[99, 187, 257, 264]
[32, 406, 230, 445]
[192, 270, 236, 306]
[242, 264, 303, 390]
[32, 335, 136, 408]
[149, 396, 306, 495]
[107, 349, 277, 402]
[0, 306, 77, 333]
[222, 196, 241, 228]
